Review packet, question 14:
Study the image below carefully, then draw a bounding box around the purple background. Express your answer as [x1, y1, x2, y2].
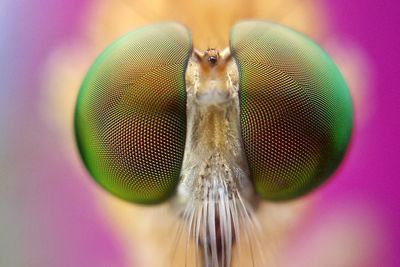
[325, 0, 400, 265]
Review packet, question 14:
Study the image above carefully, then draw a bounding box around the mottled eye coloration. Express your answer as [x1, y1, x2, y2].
[75, 23, 192, 204]
[231, 21, 353, 200]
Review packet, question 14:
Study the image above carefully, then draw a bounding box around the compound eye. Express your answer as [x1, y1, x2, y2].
[230, 21, 353, 201]
[75, 23, 192, 204]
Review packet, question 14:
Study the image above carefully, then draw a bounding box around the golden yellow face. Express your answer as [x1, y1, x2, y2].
[74, 19, 352, 266]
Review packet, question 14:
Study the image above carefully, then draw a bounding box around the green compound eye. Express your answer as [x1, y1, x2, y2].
[230, 21, 353, 201]
[75, 23, 192, 204]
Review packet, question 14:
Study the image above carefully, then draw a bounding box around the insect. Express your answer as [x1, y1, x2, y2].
[74, 21, 353, 266]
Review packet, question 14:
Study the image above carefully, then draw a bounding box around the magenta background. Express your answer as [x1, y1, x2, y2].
[1, 0, 399, 266]
[1, 1, 129, 267]
[323, 0, 400, 265]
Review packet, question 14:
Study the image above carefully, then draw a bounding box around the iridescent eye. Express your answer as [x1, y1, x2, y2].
[74, 23, 192, 204]
[231, 21, 353, 201]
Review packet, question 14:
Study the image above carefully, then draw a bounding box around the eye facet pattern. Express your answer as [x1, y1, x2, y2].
[75, 23, 192, 204]
[231, 21, 353, 201]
